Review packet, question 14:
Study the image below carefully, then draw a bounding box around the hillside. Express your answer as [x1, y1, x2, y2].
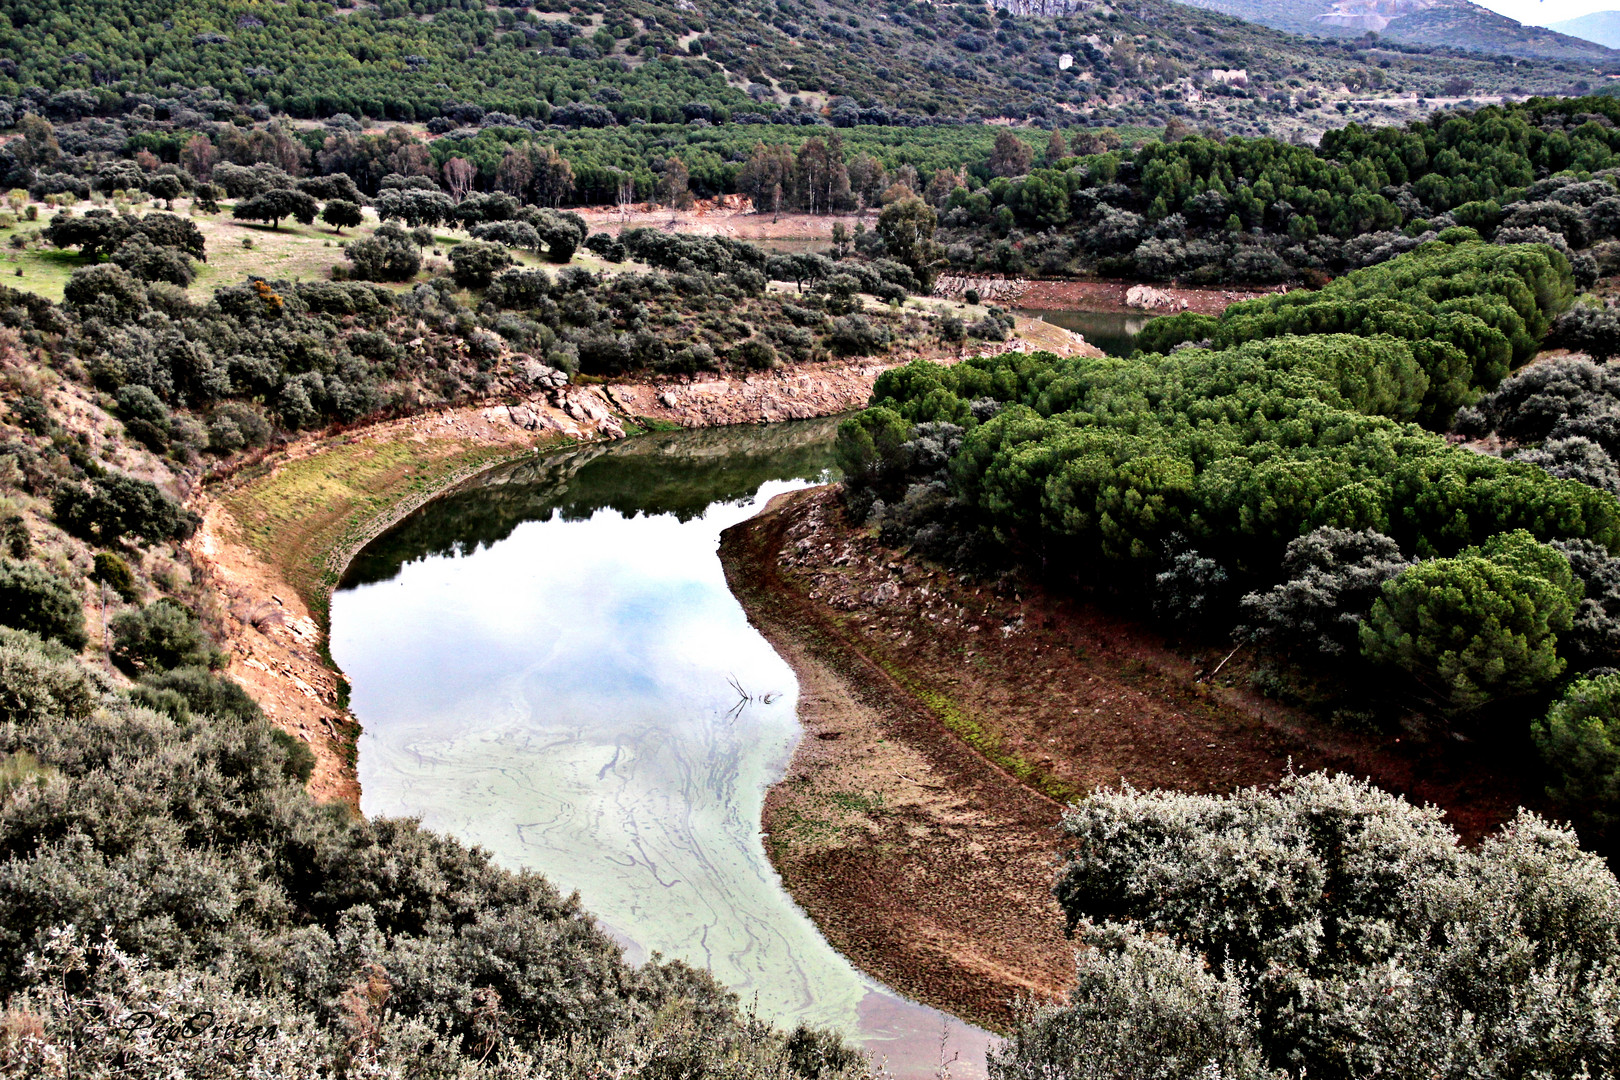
[1387, 0, 1620, 60]
[0, 0, 1605, 139]
[1550, 9, 1620, 48]
[1178, 0, 1620, 61]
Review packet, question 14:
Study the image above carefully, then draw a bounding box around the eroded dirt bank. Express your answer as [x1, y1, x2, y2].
[576, 196, 860, 241]
[720, 486, 1538, 1030]
[188, 358, 933, 805]
[1016, 278, 1288, 315]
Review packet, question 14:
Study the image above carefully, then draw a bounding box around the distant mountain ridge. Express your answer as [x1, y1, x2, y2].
[1549, 9, 1620, 48]
[1177, 0, 1620, 60]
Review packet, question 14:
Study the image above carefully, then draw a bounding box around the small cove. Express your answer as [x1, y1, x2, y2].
[1016, 306, 1151, 356]
[331, 419, 994, 1076]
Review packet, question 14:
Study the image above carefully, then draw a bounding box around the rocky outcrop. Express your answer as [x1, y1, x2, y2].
[1125, 284, 1186, 311]
[477, 359, 903, 439]
[932, 275, 1028, 302]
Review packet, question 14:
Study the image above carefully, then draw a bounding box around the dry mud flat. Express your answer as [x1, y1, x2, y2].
[721, 486, 1539, 1030]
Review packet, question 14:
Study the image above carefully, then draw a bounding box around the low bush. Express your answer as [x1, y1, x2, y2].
[110, 598, 220, 673]
[344, 223, 421, 282]
[1028, 773, 1620, 1080]
[53, 473, 199, 546]
[1536, 673, 1620, 843]
[448, 240, 514, 288]
[0, 559, 85, 650]
[91, 552, 137, 602]
[1242, 528, 1412, 658]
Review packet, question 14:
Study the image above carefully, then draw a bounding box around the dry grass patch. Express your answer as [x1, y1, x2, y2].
[217, 426, 547, 628]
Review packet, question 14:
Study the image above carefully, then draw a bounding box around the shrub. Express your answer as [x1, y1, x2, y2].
[135, 665, 262, 725]
[584, 231, 627, 262]
[448, 240, 514, 288]
[1535, 674, 1620, 840]
[1359, 530, 1579, 712]
[206, 402, 272, 454]
[734, 338, 778, 370]
[62, 263, 147, 321]
[0, 515, 29, 559]
[52, 473, 199, 545]
[968, 315, 1008, 341]
[110, 598, 220, 673]
[1458, 355, 1620, 446]
[1551, 303, 1620, 361]
[116, 384, 172, 451]
[1242, 528, 1412, 657]
[991, 922, 1271, 1080]
[1552, 538, 1620, 669]
[0, 559, 85, 650]
[1152, 546, 1231, 630]
[110, 234, 194, 287]
[1043, 772, 1620, 1080]
[486, 268, 552, 309]
[344, 223, 421, 282]
[828, 314, 892, 355]
[91, 552, 137, 602]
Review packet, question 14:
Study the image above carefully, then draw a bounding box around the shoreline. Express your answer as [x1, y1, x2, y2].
[186, 357, 947, 805]
[719, 485, 1542, 1030]
[1014, 278, 1288, 315]
[720, 487, 1075, 1032]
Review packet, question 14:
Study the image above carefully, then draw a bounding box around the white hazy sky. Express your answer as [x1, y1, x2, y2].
[1474, 0, 1618, 28]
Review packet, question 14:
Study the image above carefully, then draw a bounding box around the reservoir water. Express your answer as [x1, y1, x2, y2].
[1017, 306, 1149, 356]
[331, 419, 994, 1077]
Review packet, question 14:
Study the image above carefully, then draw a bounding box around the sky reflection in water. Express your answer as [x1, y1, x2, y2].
[331, 422, 993, 1076]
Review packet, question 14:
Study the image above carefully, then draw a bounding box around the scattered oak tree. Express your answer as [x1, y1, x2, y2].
[320, 198, 363, 234]
[232, 189, 318, 229]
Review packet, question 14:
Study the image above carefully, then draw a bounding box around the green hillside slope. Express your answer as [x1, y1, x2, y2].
[0, 0, 1605, 130]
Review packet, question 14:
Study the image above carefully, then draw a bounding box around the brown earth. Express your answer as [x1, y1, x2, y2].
[576, 195, 863, 241]
[720, 486, 1539, 1031]
[1017, 278, 1289, 315]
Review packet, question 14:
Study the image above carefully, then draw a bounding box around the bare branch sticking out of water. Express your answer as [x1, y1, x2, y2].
[724, 675, 781, 718]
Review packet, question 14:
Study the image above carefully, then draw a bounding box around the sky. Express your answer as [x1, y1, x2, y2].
[1474, 0, 1619, 27]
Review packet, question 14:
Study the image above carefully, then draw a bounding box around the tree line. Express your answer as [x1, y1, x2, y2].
[934, 95, 1620, 285]
[837, 239, 1620, 843]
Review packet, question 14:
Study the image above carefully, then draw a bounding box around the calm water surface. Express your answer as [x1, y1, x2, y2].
[331, 419, 994, 1076]
[1017, 306, 1151, 356]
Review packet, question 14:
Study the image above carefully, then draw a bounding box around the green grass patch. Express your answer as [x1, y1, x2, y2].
[827, 790, 885, 817]
[875, 654, 1076, 803]
[0, 244, 79, 302]
[769, 807, 843, 846]
[219, 433, 546, 637]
